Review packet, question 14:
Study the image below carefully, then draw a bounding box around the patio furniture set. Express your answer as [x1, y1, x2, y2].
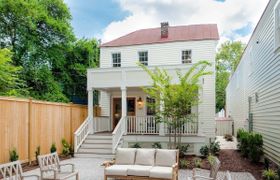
[0, 148, 231, 180]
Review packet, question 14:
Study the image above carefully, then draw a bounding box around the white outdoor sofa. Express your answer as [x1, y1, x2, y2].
[104, 148, 179, 180]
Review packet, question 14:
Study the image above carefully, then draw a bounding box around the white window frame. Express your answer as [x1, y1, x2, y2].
[112, 52, 121, 67]
[182, 50, 192, 64]
[274, 1, 280, 51]
[138, 51, 148, 66]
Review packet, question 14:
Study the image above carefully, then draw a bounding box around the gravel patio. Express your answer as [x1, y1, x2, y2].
[24, 157, 255, 180]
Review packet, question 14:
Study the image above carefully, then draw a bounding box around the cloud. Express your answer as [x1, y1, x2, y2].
[101, 0, 269, 45]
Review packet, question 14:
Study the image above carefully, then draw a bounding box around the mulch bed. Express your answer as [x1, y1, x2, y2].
[181, 150, 267, 180]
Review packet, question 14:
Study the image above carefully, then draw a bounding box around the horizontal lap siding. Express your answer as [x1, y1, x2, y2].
[226, 0, 280, 165]
[100, 40, 217, 68]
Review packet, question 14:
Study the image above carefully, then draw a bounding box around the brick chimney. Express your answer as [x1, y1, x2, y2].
[161, 22, 169, 38]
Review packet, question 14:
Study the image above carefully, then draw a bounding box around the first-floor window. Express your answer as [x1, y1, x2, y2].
[146, 97, 155, 115]
[139, 51, 148, 66]
[112, 53, 121, 67]
[182, 50, 192, 64]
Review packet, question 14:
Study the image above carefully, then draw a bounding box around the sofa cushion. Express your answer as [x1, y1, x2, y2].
[150, 166, 173, 179]
[155, 149, 177, 167]
[127, 165, 152, 177]
[105, 165, 130, 176]
[115, 148, 136, 165]
[135, 149, 155, 166]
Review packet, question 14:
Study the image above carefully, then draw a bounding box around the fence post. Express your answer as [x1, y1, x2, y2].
[70, 103, 73, 145]
[28, 98, 32, 164]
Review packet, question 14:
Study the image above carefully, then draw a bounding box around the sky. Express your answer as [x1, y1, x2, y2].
[64, 0, 269, 46]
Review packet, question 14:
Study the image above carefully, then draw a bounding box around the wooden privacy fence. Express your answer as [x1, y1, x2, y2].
[215, 118, 234, 136]
[0, 96, 88, 164]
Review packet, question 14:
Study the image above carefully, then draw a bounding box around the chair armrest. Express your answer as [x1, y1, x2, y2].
[102, 160, 115, 168]
[193, 175, 214, 180]
[59, 163, 75, 172]
[22, 174, 41, 180]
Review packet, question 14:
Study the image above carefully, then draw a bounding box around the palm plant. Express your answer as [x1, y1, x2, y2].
[139, 61, 212, 148]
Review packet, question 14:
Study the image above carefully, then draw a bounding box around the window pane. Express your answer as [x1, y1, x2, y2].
[139, 51, 148, 66]
[112, 53, 121, 67]
[182, 50, 192, 64]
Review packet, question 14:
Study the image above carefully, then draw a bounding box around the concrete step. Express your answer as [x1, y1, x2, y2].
[87, 134, 112, 140]
[81, 143, 112, 149]
[78, 148, 112, 154]
[74, 153, 114, 159]
[84, 139, 112, 144]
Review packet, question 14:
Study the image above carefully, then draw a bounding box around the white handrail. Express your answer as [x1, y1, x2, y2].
[74, 116, 91, 153]
[112, 116, 126, 153]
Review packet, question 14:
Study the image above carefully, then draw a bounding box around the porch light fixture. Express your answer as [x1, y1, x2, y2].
[137, 97, 144, 109]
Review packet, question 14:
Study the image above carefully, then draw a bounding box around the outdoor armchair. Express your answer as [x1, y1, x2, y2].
[0, 160, 40, 179]
[37, 152, 78, 180]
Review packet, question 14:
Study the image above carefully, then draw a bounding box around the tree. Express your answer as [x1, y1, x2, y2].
[140, 61, 212, 148]
[216, 41, 245, 112]
[0, 48, 27, 96]
[63, 38, 100, 102]
[0, 0, 75, 102]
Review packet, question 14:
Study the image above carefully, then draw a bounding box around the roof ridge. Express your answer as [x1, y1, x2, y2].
[101, 23, 219, 47]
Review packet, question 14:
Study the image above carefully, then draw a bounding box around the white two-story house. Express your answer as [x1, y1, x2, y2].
[74, 23, 219, 157]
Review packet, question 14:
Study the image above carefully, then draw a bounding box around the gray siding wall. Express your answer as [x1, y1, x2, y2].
[226, 0, 280, 165]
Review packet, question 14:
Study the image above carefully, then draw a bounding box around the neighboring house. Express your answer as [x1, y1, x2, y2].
[226, 0, 280, 165]
[74, 23, 219, 157]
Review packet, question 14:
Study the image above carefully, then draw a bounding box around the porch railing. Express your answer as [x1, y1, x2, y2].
[94, 116, 110, 132]
[126, 116, 198, 135]
[164, 120, 198, 135]
[112, 116, 126, 153]
[74, 116, 91, 153]
[127, 116, 159, 134]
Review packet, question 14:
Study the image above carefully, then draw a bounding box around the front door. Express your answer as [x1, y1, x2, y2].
[112, 97, 136, 129]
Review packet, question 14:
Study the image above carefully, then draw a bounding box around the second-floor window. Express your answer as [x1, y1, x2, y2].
[182, 50, 192, 64]
[112, 53, 121, 67]
[139, 51, 148, 66]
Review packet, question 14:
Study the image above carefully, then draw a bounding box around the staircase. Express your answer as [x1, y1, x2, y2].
[75, 133, 115, 158]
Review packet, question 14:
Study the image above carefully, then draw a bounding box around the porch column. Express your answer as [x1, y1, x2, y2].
[88, 89, 94, 134]
[121, 87, 127, 135]
[159, 96, 165, 136]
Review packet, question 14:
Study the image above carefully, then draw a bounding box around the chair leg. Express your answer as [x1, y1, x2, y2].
[104, 175, 107, 180]
[76, 173, 79, 180]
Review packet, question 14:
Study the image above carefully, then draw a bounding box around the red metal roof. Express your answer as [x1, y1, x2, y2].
[101, 24, 219, 47]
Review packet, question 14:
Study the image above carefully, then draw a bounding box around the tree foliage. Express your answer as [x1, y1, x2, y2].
[140, 61, 212, 148]
[216, 41, 245, 112]
[0, 48, 27, 96]
[0, 0, 100, 102]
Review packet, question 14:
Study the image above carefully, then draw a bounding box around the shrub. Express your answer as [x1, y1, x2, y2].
[179, 159, 190, 168]
[35, 146, 40, 164]
[262, 169, 278, 180]
[9, 148, 19, 162]
[200, 145, 209, 157]
[277, 167, 280, 180]
[224, 134, 233, 141]
[62, 139, 71, 156]
[194, 158, 202, 168]
[248, 133, 263, 162]
[50, 143, 57, 153]
[207, 154, 216, 166]
[237, 129, 250, 156]
[264, 158, 270, 170]
[199, 142, 220, 157]
[130, 142, 141, 148]
[236, 129, 263, 162]
[177, 144, 190, 158]
[152, 142, 162, 149]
